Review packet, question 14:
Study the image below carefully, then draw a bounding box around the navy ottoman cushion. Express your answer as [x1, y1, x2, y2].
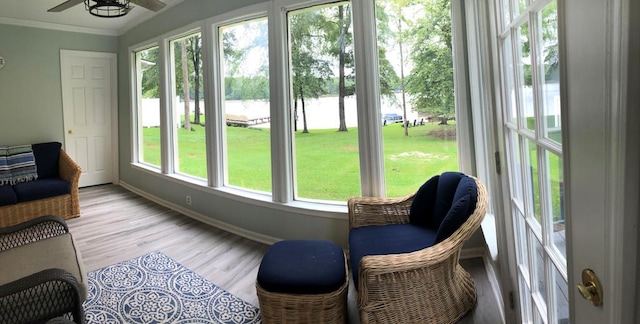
[257, 240, 345, 295]
[14, 179, 71, 202]
[349, 223, 437, 288]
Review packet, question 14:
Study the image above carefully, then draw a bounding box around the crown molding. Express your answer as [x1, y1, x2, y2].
[0, 17, 118, 36]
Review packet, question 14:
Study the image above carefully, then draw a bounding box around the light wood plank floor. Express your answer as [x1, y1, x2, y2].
[67, 184, 503, 323]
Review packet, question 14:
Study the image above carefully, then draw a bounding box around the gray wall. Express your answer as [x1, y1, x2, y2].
[0, 24, 117, 146]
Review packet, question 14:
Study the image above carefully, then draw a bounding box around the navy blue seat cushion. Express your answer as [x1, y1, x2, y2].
[32, 142, 62, 179]
[257, 240, 346, 295]
[0, 185, 18, 206]
[349, 224, 437, 288]
[13, 178, 71, 203]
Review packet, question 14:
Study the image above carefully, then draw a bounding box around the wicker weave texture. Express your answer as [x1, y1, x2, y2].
[349, 176, 488, 324]
[0, 150, 81, 227]
[0, 215, 69, 251]
[256, 254, 349, 324]
[0, 268, 84, 324]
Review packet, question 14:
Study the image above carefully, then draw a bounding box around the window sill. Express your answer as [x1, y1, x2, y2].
[481, 212, 499, 262]
[130, 163, 348, 220]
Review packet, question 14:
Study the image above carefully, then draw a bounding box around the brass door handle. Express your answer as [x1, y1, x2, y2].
[68, 130, 73, 134]
[576, 268, 603, 306]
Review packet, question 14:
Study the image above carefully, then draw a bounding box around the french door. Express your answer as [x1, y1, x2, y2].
[495, 0, 636, 322]
[497, 0, 569, 322]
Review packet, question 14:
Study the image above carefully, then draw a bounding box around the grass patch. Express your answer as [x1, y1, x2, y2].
[143, 122, 461, 200]
[142, 121, 564, 218]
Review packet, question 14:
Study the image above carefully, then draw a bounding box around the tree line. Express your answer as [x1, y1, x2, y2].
[141, 0, 459, 133]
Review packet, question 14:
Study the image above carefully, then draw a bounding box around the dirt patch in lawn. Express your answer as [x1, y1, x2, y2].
[389, 151, 448, 161]
[428, 128, 457, 140]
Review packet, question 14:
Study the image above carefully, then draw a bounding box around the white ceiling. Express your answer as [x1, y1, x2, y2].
[0, 0, 188, 36]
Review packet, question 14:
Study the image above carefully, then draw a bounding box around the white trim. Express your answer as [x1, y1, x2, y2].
[352, 0, 385, 197]
[269, 0, 295, 203]
[452, 0, 475, 175]
[0, 17, 118, 36]
[604, 0, 637, 322]
[483, 252, 507, 324]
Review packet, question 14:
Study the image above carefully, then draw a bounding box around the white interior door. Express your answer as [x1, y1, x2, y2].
[60, 50, 117, 188]
[494, 0, 636, 323]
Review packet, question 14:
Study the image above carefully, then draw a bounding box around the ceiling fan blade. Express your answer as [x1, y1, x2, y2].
[47, 0, 85, 12]
[131, 0, 166, 12]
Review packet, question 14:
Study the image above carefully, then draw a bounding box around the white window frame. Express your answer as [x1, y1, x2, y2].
[130, 40, 163, 172]
[165, 24, 206, 180]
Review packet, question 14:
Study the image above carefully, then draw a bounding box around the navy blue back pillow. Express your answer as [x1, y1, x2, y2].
[31, 142, 61, 179]
[409, 172, 478, 242]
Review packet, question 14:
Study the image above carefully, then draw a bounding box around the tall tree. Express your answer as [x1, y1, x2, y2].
[187, 35, 202, 125]
[405, 0, 455, 124]
[290, 10, 333, 133]
[376, 0, 410, 135]
[325, 4, 355, 132]
[180, 40, 191, 130]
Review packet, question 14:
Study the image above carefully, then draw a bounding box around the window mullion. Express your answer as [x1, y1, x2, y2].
[202, 20, 222, 188]
[352, 0, 385, 197]
[158, 39, 173, 175]
[270, 0, 295, 203]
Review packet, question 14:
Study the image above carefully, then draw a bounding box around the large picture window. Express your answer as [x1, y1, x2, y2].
[375, 0, 459, 197]
[219, 17, 271, 192]
[134, 45, 161, 168]
[169, 31, 207, 179]
[288, 2, 360, 202]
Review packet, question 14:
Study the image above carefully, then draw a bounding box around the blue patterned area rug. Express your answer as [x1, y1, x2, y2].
[83, 251, 261, 323]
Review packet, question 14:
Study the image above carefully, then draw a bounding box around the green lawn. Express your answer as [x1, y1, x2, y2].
[142, 122, 459, 200]
[140, 119, 564, 221]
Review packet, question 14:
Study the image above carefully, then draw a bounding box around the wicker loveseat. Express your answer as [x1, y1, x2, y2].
[348, 172, 488, 324]
[0, 142, 81, 227]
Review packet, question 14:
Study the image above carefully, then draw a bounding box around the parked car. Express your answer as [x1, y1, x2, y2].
[382, 113, 403, 125]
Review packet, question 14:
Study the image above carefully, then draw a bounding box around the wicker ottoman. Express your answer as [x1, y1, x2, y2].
[256, 240, 348, 324]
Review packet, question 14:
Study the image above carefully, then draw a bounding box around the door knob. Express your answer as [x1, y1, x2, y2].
[68, 130, 73, 134]
[576, 268, 603, 306]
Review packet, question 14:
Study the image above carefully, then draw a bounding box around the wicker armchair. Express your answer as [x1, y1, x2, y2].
[0, 215, 86, 324]
[348, 172, 488, 324]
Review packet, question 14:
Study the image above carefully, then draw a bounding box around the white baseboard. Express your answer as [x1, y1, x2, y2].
[116, 181, 498, 280]
[460, 246, 486, 259]
[118, 181, 281, 246]
[483, 252, 506, 324]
